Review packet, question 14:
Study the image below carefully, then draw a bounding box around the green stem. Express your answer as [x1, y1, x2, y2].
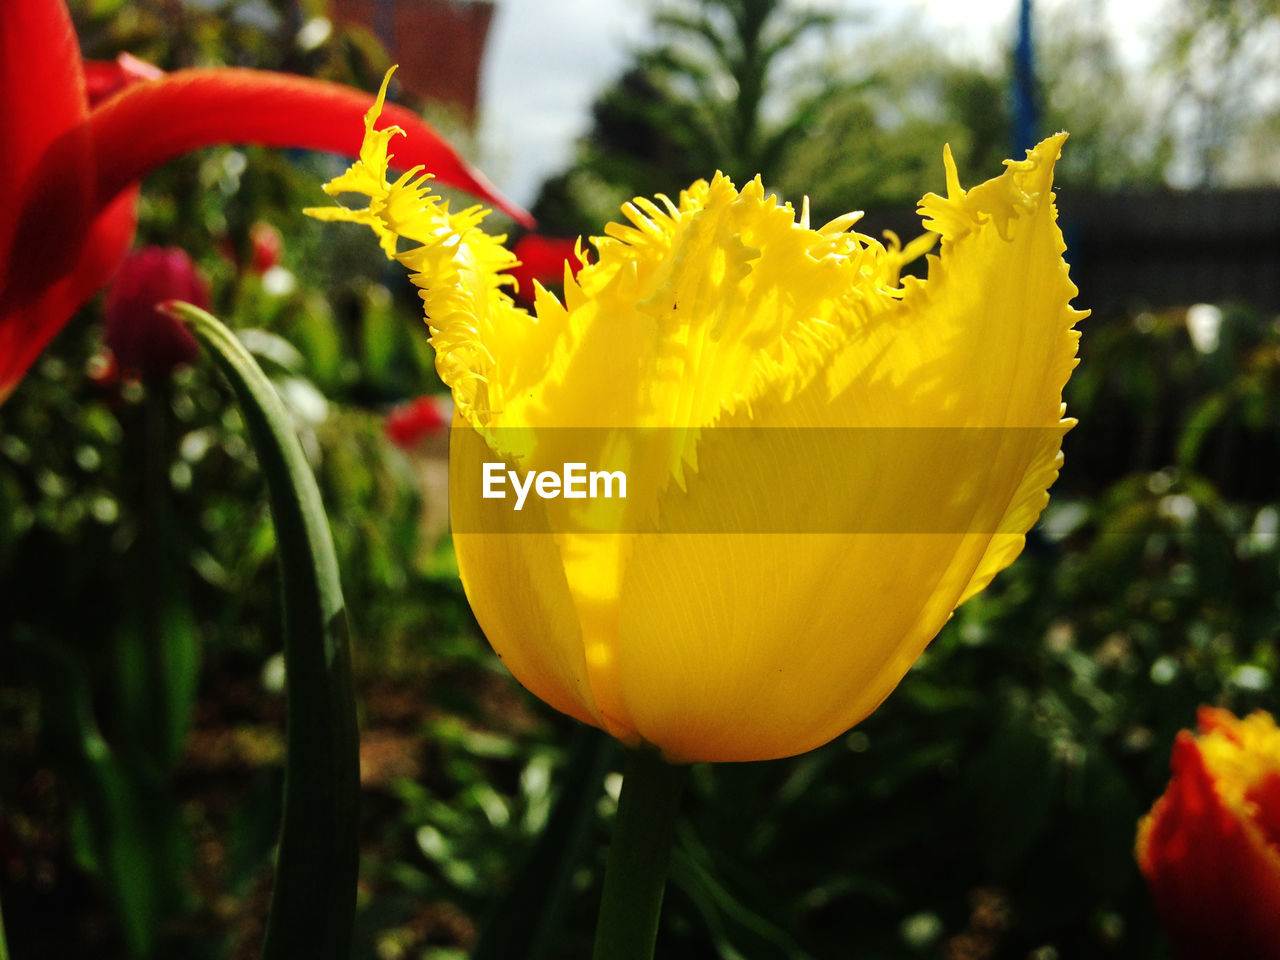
[142, 378, 171, 764]
[592, 749, 687, 960]
[0, 890, 10, 960]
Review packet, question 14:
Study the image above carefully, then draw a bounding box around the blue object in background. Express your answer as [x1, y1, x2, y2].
[1012, 0, 1039, 155]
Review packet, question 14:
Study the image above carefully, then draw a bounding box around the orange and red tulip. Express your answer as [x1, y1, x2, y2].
[1137, 707, 1280, 959]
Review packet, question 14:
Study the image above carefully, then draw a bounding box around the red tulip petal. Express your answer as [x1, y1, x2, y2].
[73, 186, 142, 315]
[0, 0, 90, 281]
[0, 187, 137, 404]
[1197, 705, 1243, 741]
[83, 53, 165, 107]
[1139, 732, 1280, 960]
[87, 69, 532, 226]
[1249, 771, 1280, 852]
[508, 234, 583, 303]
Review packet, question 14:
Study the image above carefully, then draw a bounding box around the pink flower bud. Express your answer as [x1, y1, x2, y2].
[104, 247, 208, 377]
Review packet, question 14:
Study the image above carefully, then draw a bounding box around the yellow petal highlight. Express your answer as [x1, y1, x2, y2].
[309, 76, 1084, 762]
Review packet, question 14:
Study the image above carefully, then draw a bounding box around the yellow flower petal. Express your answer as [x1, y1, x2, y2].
[904, 134, 1085, 601]
[310, 78, 1085, 762]
[610, 420, 1036, 760]
[605, 137, 1081, 760]
[449, 423, 605, 730]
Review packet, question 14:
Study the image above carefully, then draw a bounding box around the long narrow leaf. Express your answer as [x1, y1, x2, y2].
[168, 302, 359, 960]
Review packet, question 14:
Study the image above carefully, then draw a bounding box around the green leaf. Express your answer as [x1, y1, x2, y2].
[169, 302, 359, 960]
[1178, 392, 1228, 467]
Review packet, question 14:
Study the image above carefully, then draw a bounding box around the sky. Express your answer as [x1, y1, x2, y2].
[477, 0, 1166, 207]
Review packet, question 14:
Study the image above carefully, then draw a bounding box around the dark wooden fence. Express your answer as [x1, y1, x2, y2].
[863, 187, 1280, 315]
[1064, 188, 1280, 314]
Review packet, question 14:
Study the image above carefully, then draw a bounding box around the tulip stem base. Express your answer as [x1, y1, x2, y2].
[592, 748, 687, 960]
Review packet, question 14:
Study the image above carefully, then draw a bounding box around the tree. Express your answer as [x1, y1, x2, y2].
[1159, 0, 1280, 185]
[531, 0, 838, 231]
[1038, 0, 1171, 189]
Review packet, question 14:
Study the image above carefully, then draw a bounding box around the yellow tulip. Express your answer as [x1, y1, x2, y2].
[308, 72, 1085, 764]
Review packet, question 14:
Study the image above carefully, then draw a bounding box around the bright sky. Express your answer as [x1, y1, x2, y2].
[478, 0, 1166, 207]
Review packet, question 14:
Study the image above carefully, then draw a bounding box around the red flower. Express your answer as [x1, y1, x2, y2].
[386, 395, 450, 449]
[248, 222, 284, 275]
[508, 234, 585, 304]
[104, 247, 208, 377]
[0, 0, 531, 404]
[1136, 707, 1280, 959]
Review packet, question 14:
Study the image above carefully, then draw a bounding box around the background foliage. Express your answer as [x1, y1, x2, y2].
[2, 1, 1279, 958]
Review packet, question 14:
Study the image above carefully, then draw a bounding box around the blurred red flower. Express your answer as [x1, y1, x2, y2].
[0, 0, 530, 404]
[104, 247, 208, 377]
[248, 222, 284, 275]
[386, 395, 450, 449]
[1136, 706, 1280, 959]
[508, 234, 585, 304]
